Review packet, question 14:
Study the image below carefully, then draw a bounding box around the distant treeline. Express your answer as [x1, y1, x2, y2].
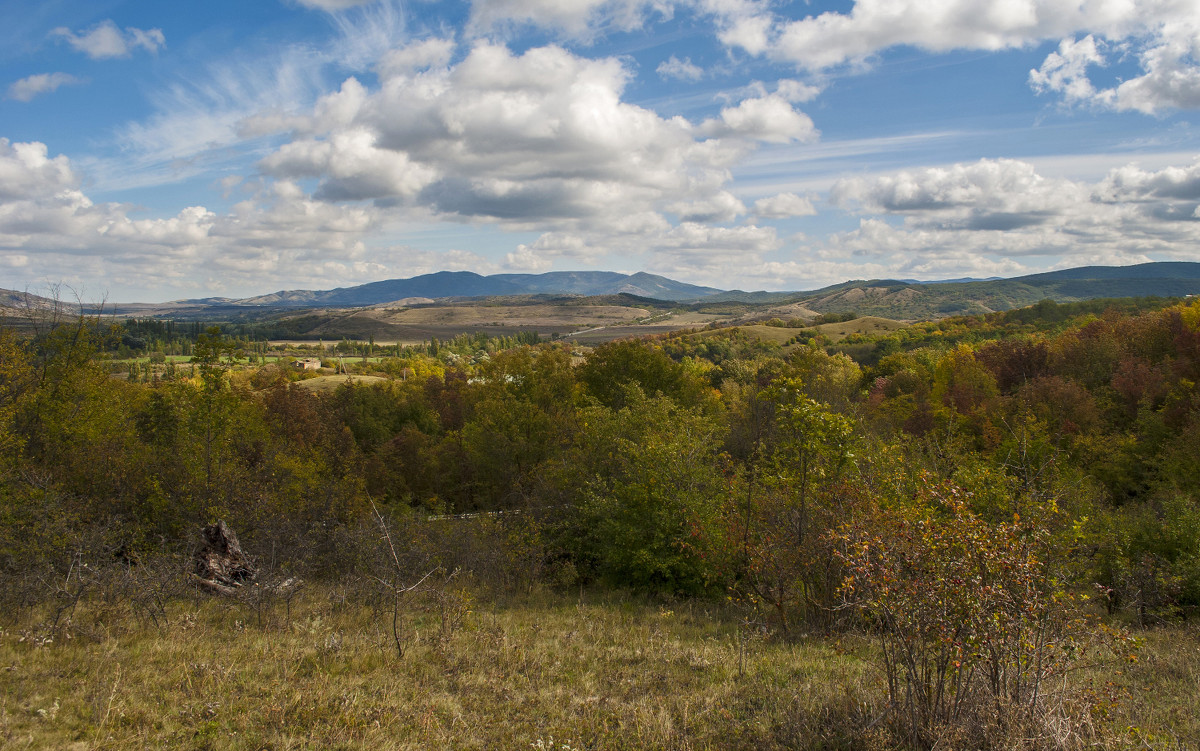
[110, 318, 542, 357]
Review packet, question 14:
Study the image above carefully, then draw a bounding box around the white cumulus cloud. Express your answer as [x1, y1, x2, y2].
[703, 0, 1200, 115]
[1094, 159, 1200, 201]
[775, 79, 822, 103]
[258, 42, 811, 237]
[830, 158, 1086, 224]
[0, 139, 77, 201]
[1029, 35, 1106, 104]
[0, 140, 385, 298]
[754, 192, 816, 218]
[700, 95, 818, 143]
[505, 244, 555, 272]
[814, 156, 1200, 281]
[378, 38, 456, 77]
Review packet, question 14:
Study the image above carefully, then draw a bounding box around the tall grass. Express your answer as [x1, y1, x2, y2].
[2, 584, 1197, 749]
[0, 585, 882, 750]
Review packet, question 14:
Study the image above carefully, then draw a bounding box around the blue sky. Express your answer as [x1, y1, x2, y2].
[2, 0, 1200, 302]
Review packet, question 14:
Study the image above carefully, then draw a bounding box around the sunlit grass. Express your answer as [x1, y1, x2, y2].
[1, 588, 883, 750]
[2, 588, 1197, 749]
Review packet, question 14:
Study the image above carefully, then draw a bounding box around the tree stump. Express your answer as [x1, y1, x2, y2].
[193, 520, 257, 595]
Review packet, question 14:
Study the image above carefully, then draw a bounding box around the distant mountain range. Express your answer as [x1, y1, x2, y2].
[182, 262, 1200, 311]
[4, 262, 1200, 320]
[174, 270, 724, 307]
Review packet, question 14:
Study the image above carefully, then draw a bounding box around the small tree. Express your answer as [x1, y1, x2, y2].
[730, 377, 858, 632]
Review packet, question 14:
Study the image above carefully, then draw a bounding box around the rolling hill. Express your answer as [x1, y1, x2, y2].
[775, 261, 1200, 319]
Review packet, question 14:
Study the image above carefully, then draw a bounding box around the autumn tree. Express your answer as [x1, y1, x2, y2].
[838, 478, 1117, 747]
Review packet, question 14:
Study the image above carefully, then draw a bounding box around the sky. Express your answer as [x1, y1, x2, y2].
[2, 0, 1200, 302]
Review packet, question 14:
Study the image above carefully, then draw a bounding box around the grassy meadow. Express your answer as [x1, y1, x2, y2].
[4, 585, 1199, 751]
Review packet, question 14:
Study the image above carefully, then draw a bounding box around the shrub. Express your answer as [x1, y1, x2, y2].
[838, 478, 1128, 747]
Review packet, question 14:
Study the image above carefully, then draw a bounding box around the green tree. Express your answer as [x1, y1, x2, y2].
[456, 348, 579, 510]
[562, 388, 728, 594]
[579, 339, 707, 410]
[192, 329, 234, 496]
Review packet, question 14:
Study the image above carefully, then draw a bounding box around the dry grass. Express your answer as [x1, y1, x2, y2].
[0, 587, 883, 750]
[762, 303, 821, 320]
[658, 312, 727, 327]
[1, 588, 1196, 750]
[811, 316, 908, 342]
[1090, 625, 1200, 748]
[730, 325, 797, 345]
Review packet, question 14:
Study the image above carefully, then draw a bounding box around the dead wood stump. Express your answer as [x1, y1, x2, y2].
[193, 520, 257, 595]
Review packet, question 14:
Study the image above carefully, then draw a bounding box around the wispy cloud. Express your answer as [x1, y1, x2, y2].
[51, 20, 165, 59]
[467, 0, 675, 40]
[7, 72, 82, 102]
[292, 0, 380, 10]
[87, 0, 409, 194]
[657, 55, 703, 81]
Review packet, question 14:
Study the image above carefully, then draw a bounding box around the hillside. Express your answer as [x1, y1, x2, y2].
[783, 261, 1200, 318]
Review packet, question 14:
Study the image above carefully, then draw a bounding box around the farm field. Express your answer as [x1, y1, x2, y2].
[565, 314, 727, 344]
[294, 374, 391, 392]
[234, 299, 738, 345]
[278, 301, 667, 343]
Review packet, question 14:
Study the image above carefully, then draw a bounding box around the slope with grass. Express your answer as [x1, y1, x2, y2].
[3, 586, 1195, 750]
[785, 262, 1200, 319]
